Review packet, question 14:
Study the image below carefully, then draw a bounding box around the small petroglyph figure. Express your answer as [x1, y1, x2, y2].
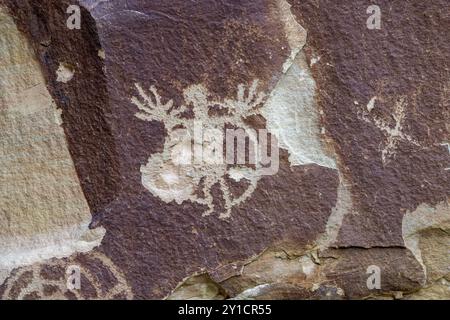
[1, 252, 132, 300]
[359, 96, 419, 165]
[131, 80, 279, 218]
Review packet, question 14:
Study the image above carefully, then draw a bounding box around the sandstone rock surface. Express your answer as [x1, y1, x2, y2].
[0, 0, 448, 299]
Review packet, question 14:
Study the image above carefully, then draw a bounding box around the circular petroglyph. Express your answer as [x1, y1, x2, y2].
[1, 251, 132, 300]
[131, 80, 279, 219]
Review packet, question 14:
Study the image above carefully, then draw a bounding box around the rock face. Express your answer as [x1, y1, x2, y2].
[0, 0, 448, 299]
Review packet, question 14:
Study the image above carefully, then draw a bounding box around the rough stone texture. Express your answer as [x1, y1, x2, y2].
[0, 4, 104, 285]
[0, 0, 448, 300]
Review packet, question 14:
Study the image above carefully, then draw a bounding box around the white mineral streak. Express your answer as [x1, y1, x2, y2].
[56, 63, 75, 83]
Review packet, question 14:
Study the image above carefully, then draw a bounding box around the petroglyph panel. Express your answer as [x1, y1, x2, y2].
[1, 0, 448, 300]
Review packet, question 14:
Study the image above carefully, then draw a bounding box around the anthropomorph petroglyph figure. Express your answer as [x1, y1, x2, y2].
[131, 80, 279, 218]
[360, 96, 420, 165]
